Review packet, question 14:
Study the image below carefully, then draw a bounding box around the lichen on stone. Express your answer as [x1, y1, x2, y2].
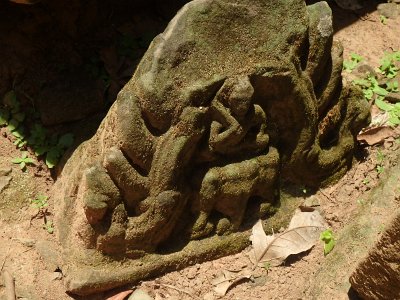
[53, 0, 370, 294]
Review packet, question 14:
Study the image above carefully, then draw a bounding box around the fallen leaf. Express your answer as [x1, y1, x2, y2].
[250, 208, 328, 268]
[249, 220, 274, 265]
[357, 126, 396, 145]
[288, 208, 327, 229]
[370, 105, 389, 126]
[211, 270, 252, 296]
[106, 289, 133, 300]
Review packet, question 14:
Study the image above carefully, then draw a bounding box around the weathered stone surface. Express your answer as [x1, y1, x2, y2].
[377, 3, 399, 19]
[0, 167, 11, 176]
[35, 240, 62, 272]
[349, 213, 400, 300]
[53, 0, 369, 294]
[300, 155, 400, 299]
[0, 167, 12, 193]
[386, 92, 400, 103]
[37, 72, 105, 126]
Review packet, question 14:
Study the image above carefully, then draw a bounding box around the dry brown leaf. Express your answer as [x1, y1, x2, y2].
[288, 208, 327, 229]
[357, 126, 396, 145]
[249, 220, 274, 265]
[250, 208, 327, 268]
[211, 270, 251, 296]
[106, 289, 133, 300]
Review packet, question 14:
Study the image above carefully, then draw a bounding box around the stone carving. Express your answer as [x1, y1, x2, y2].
[53, 0, 370, 294]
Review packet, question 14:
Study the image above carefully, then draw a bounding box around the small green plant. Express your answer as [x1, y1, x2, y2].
[386, 80, 399, 92]
[362, 178, 370, 185]
[353, 75, 388, 101]
[1, 91, 27, 141]
[350, 51, 400, 127]
[376, 165, 384, 174]
[43, 220, 54, 234]
[343, 53, 364, 72]
[11, 151, 35, 171]
[31, 194, 48, 211]
[31, 195, 53, 234]
[1, 91, 75, 169]
[376, 150, 385, 164]
[375, 98, 400, 126]
[356, 198, 366, 206]
[378, 223, 385, 233]
[380, 15, 387, 25]
[320, 229, 335, 256]
[378, 51, 400, 79]
[44, 133, 74, 168]
[262, 262, 271, 273]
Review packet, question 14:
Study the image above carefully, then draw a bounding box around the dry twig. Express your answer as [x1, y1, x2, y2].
[0, 245, 10, 273]
[151, 282, 200, 300]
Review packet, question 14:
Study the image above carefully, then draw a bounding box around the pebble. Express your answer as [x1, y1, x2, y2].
[386, 92, 400, 103]
[51, 271, 63, 281]
[128, 289, 154, 300]
[0, 167, 12, 176]
[13, 237, 36, 247]
[0, 176, 11, 193]
[203, 292, 215, 300]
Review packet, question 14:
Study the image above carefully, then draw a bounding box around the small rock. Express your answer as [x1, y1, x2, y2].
[203, 292, 215, 300]
[386, 92, 400, 103]
[0, 167, 12, 176]
[35, 240, 61, 271]
[251, 275, 267, 287]
[13, 238, 36, 247]
[128, 289, 154, 300]
[51, 271, 63, 281]
[377, 3, 399, 19]
[303, 195, 321, 208]
[186, 267, 198, 279]
[0, 176, 11, 193]
[354, 63, 376, 77]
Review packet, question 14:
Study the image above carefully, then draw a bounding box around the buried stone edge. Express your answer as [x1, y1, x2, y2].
[63, 194, 301, 295]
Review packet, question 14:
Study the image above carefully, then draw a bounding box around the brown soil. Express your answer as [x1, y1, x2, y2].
[0, 1, 400, 300]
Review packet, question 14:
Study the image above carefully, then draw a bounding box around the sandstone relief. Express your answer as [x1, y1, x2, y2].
[53, 0, 370, 295]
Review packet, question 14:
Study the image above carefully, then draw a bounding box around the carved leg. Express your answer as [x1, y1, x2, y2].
[82, 164, 121, 225]
[121, 106, 208, 249]
[103, 147, 149, 214]
[115, 92, 156, 172]
[97, 204, 127, 255]
[191, 168, 220, 239]
[124, 190, 185, 252]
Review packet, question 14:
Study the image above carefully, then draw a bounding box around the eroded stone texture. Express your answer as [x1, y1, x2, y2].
[350, 213, 400, 300]
[53, 0, 370, 294]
